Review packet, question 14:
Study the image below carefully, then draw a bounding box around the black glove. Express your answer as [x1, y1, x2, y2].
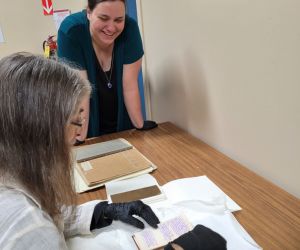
[164, 225, 227, 250]
[136, 120, 158, 131]
[90, 200, 160, 230]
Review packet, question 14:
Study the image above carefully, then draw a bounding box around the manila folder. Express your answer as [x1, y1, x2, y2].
[75, 147, 154, 187]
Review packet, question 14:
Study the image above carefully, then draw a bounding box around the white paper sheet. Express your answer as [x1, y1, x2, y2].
[67, 202, 261, 250]
[161, 176, 241, 212]
[67, 176, 261, 249]
[73, 166, 156, 193]
[155, 202, 261, 250]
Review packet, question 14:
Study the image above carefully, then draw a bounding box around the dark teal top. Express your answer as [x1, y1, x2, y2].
[57, 10, 144, 137]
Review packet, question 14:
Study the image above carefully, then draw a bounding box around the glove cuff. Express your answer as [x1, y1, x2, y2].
[136, 120, 158, 131]
[164, 243, 175, 250]
[90, 201, 113, 230]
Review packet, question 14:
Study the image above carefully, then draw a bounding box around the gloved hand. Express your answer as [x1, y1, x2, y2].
[164, 224, 227, 250]
[136, 120, 158, 131]
[90, 200, 160, 230]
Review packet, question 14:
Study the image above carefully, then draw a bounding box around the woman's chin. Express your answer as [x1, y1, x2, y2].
[96, 35, 116, 46]
[70, 138, 76, 146]
[103, 39, 114, 46]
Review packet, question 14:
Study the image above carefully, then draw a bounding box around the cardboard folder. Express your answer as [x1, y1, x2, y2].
[106, 174, 166, 204]
[73, 139, 157, 191]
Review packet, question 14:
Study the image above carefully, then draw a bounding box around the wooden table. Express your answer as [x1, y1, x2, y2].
[77, 122, 300, 250]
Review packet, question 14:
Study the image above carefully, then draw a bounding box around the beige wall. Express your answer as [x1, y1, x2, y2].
[1, 0, 299, 198]
[0, 0, 86, 57]
[140, 0, 300, 198]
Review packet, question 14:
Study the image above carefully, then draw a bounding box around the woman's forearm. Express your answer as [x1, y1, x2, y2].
[123, 86, 144, 128]
[123, 59, 144, 129]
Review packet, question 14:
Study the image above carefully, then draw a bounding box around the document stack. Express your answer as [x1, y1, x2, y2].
[73, 138, 157, 193]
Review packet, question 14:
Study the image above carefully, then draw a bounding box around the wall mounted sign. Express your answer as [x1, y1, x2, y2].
[41, 0, 54, 16]
[53, 9, 71, 31]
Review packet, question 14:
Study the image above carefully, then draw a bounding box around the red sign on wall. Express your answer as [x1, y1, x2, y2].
[42, 0, 54, 16]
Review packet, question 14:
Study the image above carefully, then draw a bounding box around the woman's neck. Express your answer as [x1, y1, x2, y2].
[92, 38, 114, 53]
[92, 40, 114, 71]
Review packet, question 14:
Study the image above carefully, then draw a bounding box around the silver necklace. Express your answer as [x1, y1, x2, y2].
[100, 51, 114, 89]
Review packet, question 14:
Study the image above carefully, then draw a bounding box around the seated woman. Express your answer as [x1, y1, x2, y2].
[0, 53, 226, 249]
[0, 53, 159, 249]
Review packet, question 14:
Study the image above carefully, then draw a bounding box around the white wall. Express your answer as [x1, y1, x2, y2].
[0, 0, 86, 57]
[139, 0, 300, 198]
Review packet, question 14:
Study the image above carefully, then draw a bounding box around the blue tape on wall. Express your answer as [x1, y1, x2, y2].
[126, 0, 146, 119]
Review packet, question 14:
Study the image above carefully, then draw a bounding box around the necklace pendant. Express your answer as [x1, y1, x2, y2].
[107, 82, 112, 89]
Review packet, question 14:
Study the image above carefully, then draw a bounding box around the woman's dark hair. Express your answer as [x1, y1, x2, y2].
[0, 52, 91, 227]
[88, 0, 126, 11]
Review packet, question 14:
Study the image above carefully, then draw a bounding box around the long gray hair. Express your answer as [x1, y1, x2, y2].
[0, 53, 91, 223]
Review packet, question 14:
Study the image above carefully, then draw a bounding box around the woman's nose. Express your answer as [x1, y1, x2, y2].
[105, 22, 116, 33]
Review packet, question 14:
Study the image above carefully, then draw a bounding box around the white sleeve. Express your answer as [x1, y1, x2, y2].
[4, 225, 68, 250]
[62, 200, 101, 238]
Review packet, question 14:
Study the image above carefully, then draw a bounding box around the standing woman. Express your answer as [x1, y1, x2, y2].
[0, 53, 160, 249]
[57, 0, 157, 143]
